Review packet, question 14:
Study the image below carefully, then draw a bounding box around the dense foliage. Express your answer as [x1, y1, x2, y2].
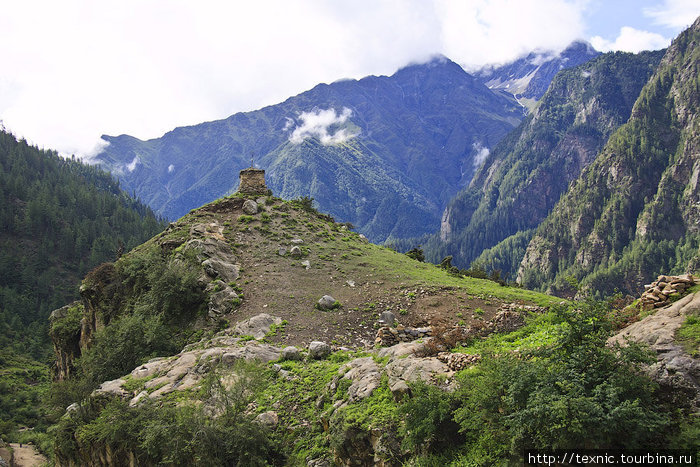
[0, 129, 165, 436]
[424, 50, 664, 277]
[399, 302, 693, 465]
[54, 361, 281, 466]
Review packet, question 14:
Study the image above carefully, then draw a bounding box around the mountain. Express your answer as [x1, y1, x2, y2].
[44, 180, 698, 465]
[475, 40, 600, 110]
[517, 16, 700, 297]
[0, 129, 165, 437]
[95, 57, 524, 242]
[422, 48, 664, 278]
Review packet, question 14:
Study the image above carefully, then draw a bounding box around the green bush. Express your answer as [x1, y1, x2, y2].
[77, 313, 181, 388]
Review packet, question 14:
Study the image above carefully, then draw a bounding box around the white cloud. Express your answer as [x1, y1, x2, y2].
[644, 0, 700, 29]
[472, 142, 490, 168]
[126, 156, 140, 172]
[5, 0, 682, 158]
[590, 26, 670, 52]
[436, 0, 587, 69]
[168, 164, 175, 173]
[288, 107, 358, 145]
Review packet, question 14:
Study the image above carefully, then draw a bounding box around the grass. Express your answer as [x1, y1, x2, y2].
[453, 311, 568, 355]
[676, 314, 700, 357]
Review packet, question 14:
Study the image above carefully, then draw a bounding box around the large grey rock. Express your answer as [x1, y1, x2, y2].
[609, 291, 700, 409]
[233, 313, 283, 340]
[221, 344, 282, 364]
[309, 341, 331, 359]
[93, 378, 128, 398]
[282, 346, 303, 361]
[207, 281, 240, 316]
[202, 258, 240, 283]
[317, 295, 338, 310]
[256, 410, 279, 427]
[336, 357, 382, 402]
[385, 356, 449, 387]
[242, 199, 259, 215]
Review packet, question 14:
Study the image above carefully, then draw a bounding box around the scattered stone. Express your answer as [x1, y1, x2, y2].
[282, 346, 303, 361]
[291, 238, 304, 244]
[278, 247, 287, 256]
[437, 352, 481, 371]
[346, 280, 355, 287]
[290, 246, 303, 258]
[233, 313, 283, 340]
[256, 410, 279, 427]
[358, 234, 369, 243]
[309, 341, 331, 359]
[256, 197, 267, 205]
[242, 199, 259, 215]
[375, 326, 432, 346]
[301, 260, 311, 270]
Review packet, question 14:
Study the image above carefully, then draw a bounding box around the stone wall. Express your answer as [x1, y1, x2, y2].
[238, 168, 268, 195]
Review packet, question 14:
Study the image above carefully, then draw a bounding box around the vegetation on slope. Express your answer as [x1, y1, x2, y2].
[0, 129, 165, 439]
[424, 49, 664, 278]
[518, 17, 700, 297]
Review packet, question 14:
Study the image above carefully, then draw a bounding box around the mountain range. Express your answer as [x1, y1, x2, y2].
[93, 43, 597, 243]
[424, 49, 665, 277]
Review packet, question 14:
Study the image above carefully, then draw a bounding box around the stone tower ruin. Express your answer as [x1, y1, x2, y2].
[238, 167, 268, 195]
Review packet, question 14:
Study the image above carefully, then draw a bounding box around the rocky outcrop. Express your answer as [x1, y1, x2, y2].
[609, 290, 700, 411]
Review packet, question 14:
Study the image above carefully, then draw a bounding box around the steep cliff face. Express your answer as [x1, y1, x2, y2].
[424, 49, 664, 277]
[518, 16, 700, 296]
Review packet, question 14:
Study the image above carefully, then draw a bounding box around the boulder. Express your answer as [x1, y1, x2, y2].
[301, 260, 311, 270]
[256, 410, 279, 427]
[309, 341, 331, 359]
[278, 247, 287, 256]
[242, 199, 259, 215]
[202, 258, 240, 283]
[317, 295, 338, 310]
[282, 346, 303, 361]
[290, 246, 303, 258]
[233, 313, 283, 340]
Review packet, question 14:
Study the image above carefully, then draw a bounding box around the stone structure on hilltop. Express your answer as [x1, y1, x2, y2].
[238, 167, 268, 195]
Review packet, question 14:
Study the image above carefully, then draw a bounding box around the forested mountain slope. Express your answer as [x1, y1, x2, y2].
[518, 16, 700, 297]
[422, 49, 664, 277]
[0, 129, 165, 435]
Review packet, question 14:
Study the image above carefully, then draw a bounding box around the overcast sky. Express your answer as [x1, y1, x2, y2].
[0, 0, 698, 157]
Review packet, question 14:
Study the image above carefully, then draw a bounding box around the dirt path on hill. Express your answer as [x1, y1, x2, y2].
[8, 444, 47, 467]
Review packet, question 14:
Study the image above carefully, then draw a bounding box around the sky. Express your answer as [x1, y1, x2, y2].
[0, 0, 698, 158]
